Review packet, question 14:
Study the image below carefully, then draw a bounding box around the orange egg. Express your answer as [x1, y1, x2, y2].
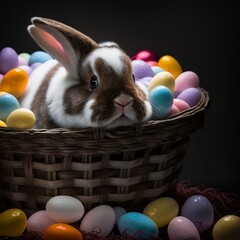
[43, 223, 83, 240]
[0, 68, 28, 98]
[157, 55, 183, 79]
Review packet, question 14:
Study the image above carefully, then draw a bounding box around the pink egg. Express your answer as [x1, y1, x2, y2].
[177, 87, 201, 107]
[132, 50, 158, 62]
[168, 216, 200, 240]
[79, 205, 115, 237]
[147, 60, 158, 66]
[169, 104, 180, 116]
[27, 210, 56, 234]
[0, 47, 19, 74]
[175, 71, 200, 93]
[173, 98, 190, 112]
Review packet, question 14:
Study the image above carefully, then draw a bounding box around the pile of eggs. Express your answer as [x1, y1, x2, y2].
[131, 50, 201, 119]
[0, 47, 202, 130]
[0, 194, 239, 240]
[0, 47, 52, 129]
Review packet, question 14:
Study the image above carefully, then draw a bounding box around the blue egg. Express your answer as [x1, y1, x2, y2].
[151, 66, 164, 75]
[0, 92, 20, 121]
[149, 85, 173, 119]
[28, 51, 53, 65]
[118, 212, 159, 240]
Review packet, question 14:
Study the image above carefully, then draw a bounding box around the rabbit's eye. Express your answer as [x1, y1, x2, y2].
[132, 74, 135, 82]
[89, 75, 98, 90]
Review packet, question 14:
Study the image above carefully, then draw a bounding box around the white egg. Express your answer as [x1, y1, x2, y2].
[46, 195, 84, 224]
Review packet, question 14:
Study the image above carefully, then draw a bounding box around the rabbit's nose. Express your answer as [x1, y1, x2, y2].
[114, 94, 133, 107]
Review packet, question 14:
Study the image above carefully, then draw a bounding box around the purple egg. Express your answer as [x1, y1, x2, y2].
[181, 195, 214, 233]
[132, 60, 154, 80]
[30, 62, 42, 71]
[177, 87, 201, 107]
[137, 76, 152, 87]
[0, 47, 19, 74]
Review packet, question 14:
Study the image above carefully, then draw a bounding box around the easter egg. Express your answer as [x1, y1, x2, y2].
[212, 215, 240, 240]
[137, 76, 152, 88]
[0, 67, 28, 98]
[0, 120, 7, 127]
[177, 87, 201, 107]
[18, 53, 30, 65]
[28, 51, 53, 65]
[167, 216, 200, 240]
[148, 71, 175, 92]
[113, 206, 127, 225]
[173, 98, 190, 112]
[147, 60, 158, 66]
[181, 194, 214, 233]
[79, 205, 115, 237]
[158, 55, 183, 79]
[43, 223, 83, 240]
[19, 65, 32, 76]
[175, 71, 200, 94]
[0, 208, 27, 237]
[27, 210, 56, 234]
[31, 62, 42, 71]
[0, 91, 20, 121]
[118, 212, 159, 240]
[151, 66, 164, 75]
[132, 49, 158, 62]
[149, 85, 173, 119]
[0, 47, 19, 74]
[132, 59, 154, 80]
[143, 197, 179, 228]
[169, 104, 180, 116]
[0, 73, 3, 83]
[6, 108, 36, 129]
[46, 195, 84, 224]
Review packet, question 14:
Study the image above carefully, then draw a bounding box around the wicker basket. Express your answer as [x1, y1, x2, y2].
[0, 88, 209, 215]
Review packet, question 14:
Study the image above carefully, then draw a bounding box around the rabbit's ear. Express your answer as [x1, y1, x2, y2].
[28, 17, 98, 78]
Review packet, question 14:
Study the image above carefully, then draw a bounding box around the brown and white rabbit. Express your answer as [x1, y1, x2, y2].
[20, 17, 153, 129]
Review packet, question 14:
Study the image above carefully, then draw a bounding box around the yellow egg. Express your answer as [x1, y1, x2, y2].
[148, 71, 175, 92]
[0, 67, 28, 98]
[0, 208, 27, 237]
[6, 108, 36, 129]
[212, 215, 240, 240]
[143, 197, 179, 228]
[157, 55, 183, 79]
[0, 120, 7, 127]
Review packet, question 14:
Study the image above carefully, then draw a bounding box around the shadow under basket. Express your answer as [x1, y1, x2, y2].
[0, 88, 209, 215]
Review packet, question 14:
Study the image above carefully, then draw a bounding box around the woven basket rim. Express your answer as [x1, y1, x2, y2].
[0, 87, 209, 135]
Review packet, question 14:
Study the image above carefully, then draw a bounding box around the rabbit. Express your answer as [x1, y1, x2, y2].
[20, 17, 153, 129]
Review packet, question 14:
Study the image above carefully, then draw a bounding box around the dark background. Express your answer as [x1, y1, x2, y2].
[1, 0, 239, 195]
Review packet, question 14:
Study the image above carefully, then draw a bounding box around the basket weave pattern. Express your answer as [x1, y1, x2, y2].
[0, 88, 209, 214]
